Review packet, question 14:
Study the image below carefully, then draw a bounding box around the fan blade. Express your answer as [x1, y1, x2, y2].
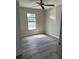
[44, 4, 54, 6]
[41, 5, 44, 9]
[40, 0, 43, 3]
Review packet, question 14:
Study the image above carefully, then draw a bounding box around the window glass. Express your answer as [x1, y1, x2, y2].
[27, 13, 36, 30]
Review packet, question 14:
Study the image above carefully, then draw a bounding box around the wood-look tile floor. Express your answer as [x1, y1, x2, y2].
[18, 34, 59, 59]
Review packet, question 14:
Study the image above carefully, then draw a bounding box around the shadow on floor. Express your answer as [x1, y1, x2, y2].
[16, 55, 22, 59]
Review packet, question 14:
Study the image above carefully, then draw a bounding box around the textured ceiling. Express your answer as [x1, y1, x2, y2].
[19, 0, 62, 9]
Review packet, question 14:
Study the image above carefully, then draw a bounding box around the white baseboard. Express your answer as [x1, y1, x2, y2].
[46, 33, 59, 39]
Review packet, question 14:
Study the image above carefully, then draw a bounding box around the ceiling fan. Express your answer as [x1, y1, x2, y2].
[35, 0, 54, 9]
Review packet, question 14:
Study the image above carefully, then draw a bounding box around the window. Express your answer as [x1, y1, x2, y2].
[27, 13, 36, 30]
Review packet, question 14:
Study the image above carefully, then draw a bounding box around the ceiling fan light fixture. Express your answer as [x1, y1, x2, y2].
[34, 0, 55, 10]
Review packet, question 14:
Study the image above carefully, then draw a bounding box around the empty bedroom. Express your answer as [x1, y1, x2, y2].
[16, 0, 62, 59]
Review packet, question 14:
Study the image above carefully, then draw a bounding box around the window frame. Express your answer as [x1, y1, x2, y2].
[27, 13, 37, 30]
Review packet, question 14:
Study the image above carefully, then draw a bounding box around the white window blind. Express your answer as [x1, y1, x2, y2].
[27, 13, 36, 30]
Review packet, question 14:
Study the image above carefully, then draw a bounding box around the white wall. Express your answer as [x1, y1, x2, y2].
[19, 7, 45, 37]
[16, 1, 22, 56]
[19, 5, 61, 38]
[45, 5, 62, 39]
